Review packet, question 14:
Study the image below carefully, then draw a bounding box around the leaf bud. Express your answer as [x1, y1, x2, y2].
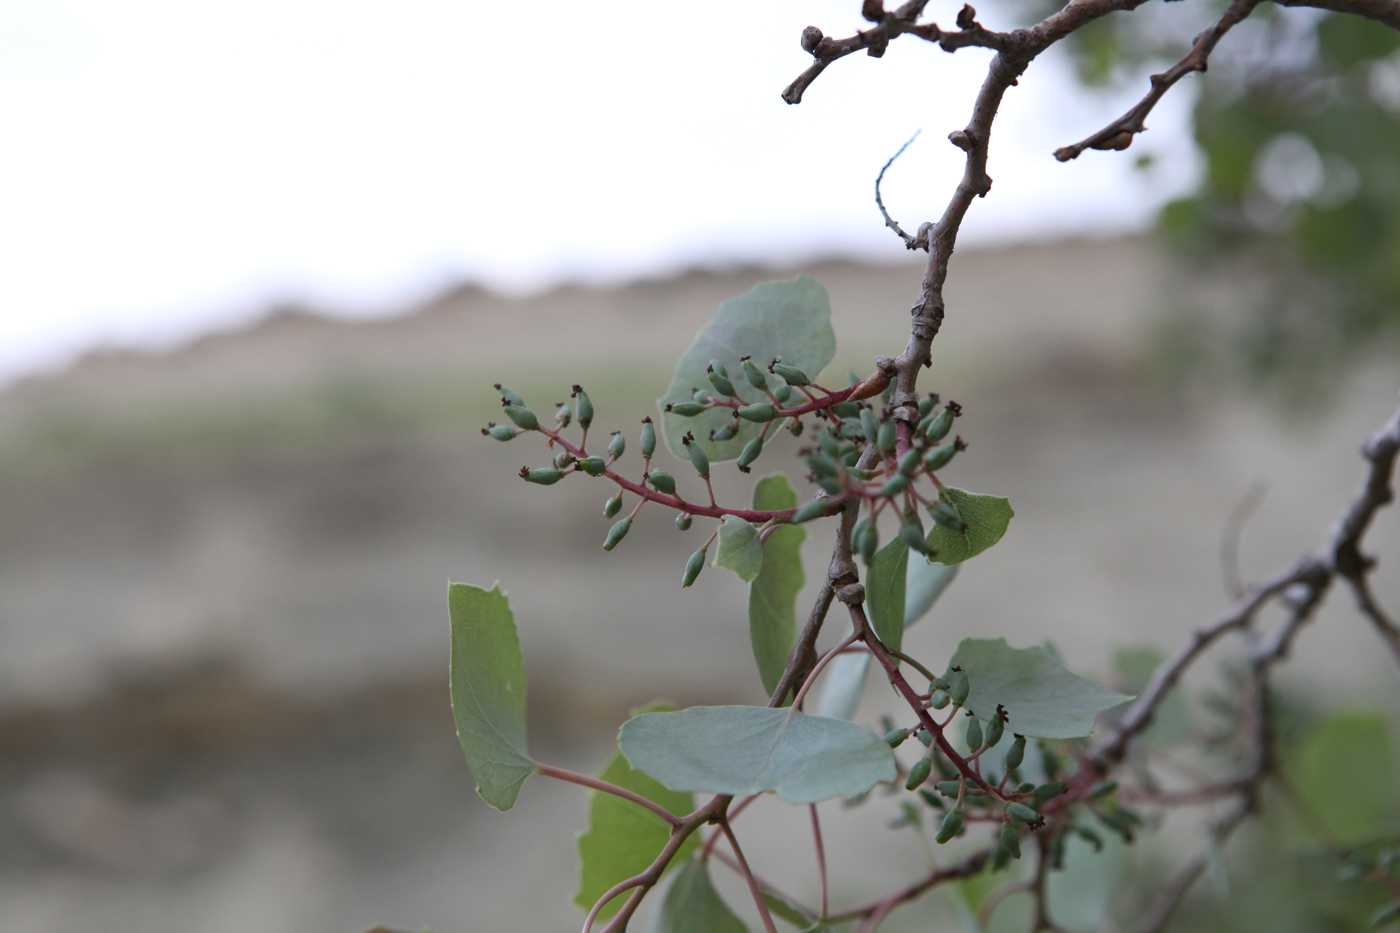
[675, 512, 693, 531]
[681, 433, 710, 479]
[577, 456, 607, 476]
[682, 547, 707, 587]
[769, 359, 811, 386]
[739, 355, 768, 390]
[519, 466, 562, 485]
[1004, 734, 1025, 771]
[482, 423, 518, 441]
[603, 517, 632, 551]
[800, 25, 824, 53]
[607, 431, 626, 460]
[884, 727, 911, 748]
[571, 385, 594, 430]
[706, 362, 738, 397]
[935, 808, 964, 844]
[647, 470, 677, 496]
[640, 417, 656, 458]
[737, 434, 764, 472]
[965, 716, 984, 751]
[738, 402, 777, 423]
[493, 383, 525, 406]
[502, 405, 539, 431]
[905, 757, 932, 790]
[667, 401, 706, 417]
[604, 493, 623, 518]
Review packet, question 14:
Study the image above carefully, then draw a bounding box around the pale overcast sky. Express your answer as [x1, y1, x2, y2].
[0, 0, 1197, 382]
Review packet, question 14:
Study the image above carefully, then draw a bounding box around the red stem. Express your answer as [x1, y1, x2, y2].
[810, 803, 830, 918]
[537, 764, 680, 827]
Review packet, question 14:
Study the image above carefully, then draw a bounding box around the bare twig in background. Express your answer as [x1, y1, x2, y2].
[874, 131, 925, 250]
[1221, 480, 1268, 599]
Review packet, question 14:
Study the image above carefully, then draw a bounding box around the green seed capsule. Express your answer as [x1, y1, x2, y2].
[897, 447, 922, 477]
[924, 407, 955, 442]
[736, 434, 764, 472]
[853, 518, 878, 564]
[860, 408, 878, 444]
[740, 356, 768, 390]
[931, 500, 966, 532]
[706, 362, 737, 397]
[905, 757, 933, 791]
[1087, 780, 1118, 800]
[737, 402, 777, 423]
[1032, 781, 1069, 805]
[965, 716, 984, 752]
[884, 727, 911, 748]
[691, 388, 713, 404]
[667, 402, 706, 417]
[503, 405, 539, 431]
[553, 450, 575, 469]
[577, 456, 607, 476]
[640, 417, 656, 458]
[935, 780, 961, 799]
[924, 440, 959, 471]
[879, 474, 909, 497]
[917, 395, 936, 417]
[571, 386, 594, 430]
[710, 421, 739, 442]
[949, 670, 970, 706]
[901, 519, 929, 555]
[929, 690, 950, 709]
[682, 547, 707, 587]
[773, 383, 793, 404]
[999, 821, 1022, 859]
[520, 466, 563, 485]
[984, 714, 1005, 749]
[683, 438, 710, 479]
[818, 431, 842, 459]
[877, 419, 897, 455]
[1007, 802, 1041, 824]
[603, 517, 632, 551]
[831, 401, 861, 418]
[482, 424, 518, 441]
[769, 360, 810, 386]
[493, 383, 525, 406]
[675, 512, 692, 531]
[1005, 734, 1026, 771]
[647, 470, 677, 496]
[918, 788, 945, 809]
[991, 843, 1013, 870]
[815, 474, 843, 495]
[1042, 746, 1063, 780]
[790, 498, 832, 524]
[604, 494, 622, 518]
[915, 728, 934, 748]
[936, 808, 964, 844]
[607, 431, 626, 460]
[554, 402, 572, 429]
[787, 418, 803, 436]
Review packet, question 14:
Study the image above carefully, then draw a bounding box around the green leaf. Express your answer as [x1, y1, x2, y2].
[574, 703, 697, 922]
[867, 538, 908, 652]
[1294, 711, 1397, 845]
[761, 891, 817, 928]
[813, 558, 958, 721]
[925, 487, 1014, 565]
[448, 582, 535, 810]
[653, 857, 748, 933]
[619, 706, 896, 803]
[658, 276, 836, 460]
[1108, 645, 1191, 747]
[948, 638, 1131, 739]
[749, 475, 805, 697]
[716, 516, 764, 582]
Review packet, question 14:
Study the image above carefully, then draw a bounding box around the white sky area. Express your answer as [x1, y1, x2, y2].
[0, 0, 1199, 382]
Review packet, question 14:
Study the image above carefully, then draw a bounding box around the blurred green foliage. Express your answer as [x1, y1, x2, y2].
[1052, 0, 1400, 398]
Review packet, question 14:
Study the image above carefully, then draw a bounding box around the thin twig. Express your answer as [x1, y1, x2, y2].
[810, 803, 830, 919]
[875, 131, 925, 250]
[719, 821, 779, 933]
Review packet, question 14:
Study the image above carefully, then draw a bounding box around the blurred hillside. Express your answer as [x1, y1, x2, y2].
[1, 236, 1397, 932]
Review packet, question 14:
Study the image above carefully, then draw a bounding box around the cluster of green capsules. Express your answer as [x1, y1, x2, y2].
[878, 668, 1142, 871]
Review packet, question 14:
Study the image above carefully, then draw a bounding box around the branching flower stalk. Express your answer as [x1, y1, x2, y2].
[445, 2, 1400, 931]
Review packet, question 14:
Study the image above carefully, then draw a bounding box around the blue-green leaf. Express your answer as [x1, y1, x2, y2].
[1294, 711, 1397, 845]
[948, 638, 1131, 739]
[867, 538, 908, 652]
[750, 475, 805, 697]
[619, 706, 896, 803]
[574, 703, 696, 921]
[653, 857, 748, 933]
[716, 516, 765, 582]
[658, 277, 836, 460]
[926, 487, 1013, 565]
[448, 582, 535, 810]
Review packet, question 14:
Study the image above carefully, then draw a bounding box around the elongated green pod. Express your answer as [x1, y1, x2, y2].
[482, 423, 518, 441]
[949, 670, 970, 706]
[999, 821, 1022, 859]
[853, 517, 878, 565]
[1007, 802, 1040, 824]
[934, 780, 961, 798]
[860, 408, 878, 445]
[1073, 824, 1104, 852]
[917, 394, 937, 417]
[897, 447, 922, 477]
[577, 456, 607, 476]
[879, 474, 909, 497]
[603, 517, 632, 551]
[706, 362, 737, 397]
[682, 436, 710, 479]
[877, 419, 896, 455]
[503, 405, 539, 431]
[929, 690, 950, 709]
[647, 470, 677, 496]
[790, 498, 833, 524]
[554, 402, 572, 429]
[1087, 780, 1118, 800]
[924, 439, 960, 471]
[884, 727, 911, 748]
[710, 421, 739, 442]
[901, 519, 928, 555]
[984, 713, 1005, 749]
[924, 407, 955, 442]
[571, 385, 594, 430]
[675, 512, 693, 531]
[965, 716, 984, 752]
[736, 434, 764, 472]
[1032, 781, 1068, 805]
[553, 450, 575, 470]
[1005, 734, 1026, 771]
[773, 383, 793, 404]
[493, 383, 525, 406]
[936, 808, 964, 844]
[603, 493, 622, 518]
[682, 547, 707, 587]
[519, 466, 562, 485]
[737, 402, 777, 423]
[640, 417, 657, 458]
[667, 401, 706, 417]
[905, 757, 932, 791]
[607, 431, 626, 460]
[739, 356, 768, 390]
[831, 401, 861, 418]
[769, 359, 810, 386]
